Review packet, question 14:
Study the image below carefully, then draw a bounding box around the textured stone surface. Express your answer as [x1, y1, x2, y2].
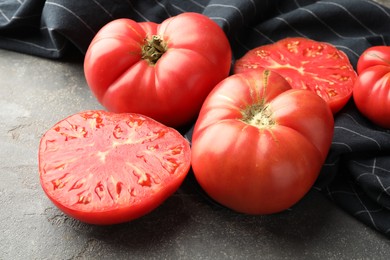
[1, 36, 390, 258]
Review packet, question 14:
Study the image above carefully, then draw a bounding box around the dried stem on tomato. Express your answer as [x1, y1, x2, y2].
[241, 70, 275, 129]
[142, 35, 167, 65]
[241, 103, 275, 129]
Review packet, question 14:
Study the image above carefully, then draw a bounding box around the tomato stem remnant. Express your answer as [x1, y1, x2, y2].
[142, 35, 167, 65]
[240, 70, 275, 129]
[241, 103, 275, 129]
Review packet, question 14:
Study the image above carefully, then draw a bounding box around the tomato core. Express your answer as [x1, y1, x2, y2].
[141, 35, 167, 65]
[241, 103, 275, 129]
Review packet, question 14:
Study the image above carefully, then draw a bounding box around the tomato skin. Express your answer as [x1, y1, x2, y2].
[84, 13, 232, 128]
[191, 69, 334, 214]
[353, 46, 390, 128]
[234, 37, 357, 114]
[357, 46, 390, 74]
[39, 110, 191, 225]
[353, 64, 390, 128]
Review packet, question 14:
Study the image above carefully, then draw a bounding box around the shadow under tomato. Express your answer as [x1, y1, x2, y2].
[43, 170, 341, 257]
[179, 169, 346, 245]
[80, 196, 192, 245]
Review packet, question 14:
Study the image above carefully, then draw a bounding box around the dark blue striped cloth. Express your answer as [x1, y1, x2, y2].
[1, 0, 390, 236]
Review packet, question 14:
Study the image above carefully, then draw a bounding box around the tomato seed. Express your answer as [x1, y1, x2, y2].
[77, 193, 92, 205]
[95, 182, 105, 200]
[116, 182, 123, 196]
[126, 117, 145, 128]
[69, 178, 86, 191]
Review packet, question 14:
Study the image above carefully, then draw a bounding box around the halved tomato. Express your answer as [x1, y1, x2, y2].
[38, 110, 191, 225]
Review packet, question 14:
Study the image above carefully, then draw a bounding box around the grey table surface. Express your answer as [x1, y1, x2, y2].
[1, 37, 390, 259]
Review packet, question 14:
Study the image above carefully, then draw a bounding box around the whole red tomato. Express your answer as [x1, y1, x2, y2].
[191, 69, 334, 215]
[84, 13, 232, 128]
[39, 110, 191, 225]
[356, 46, 390, 74]
[234, 37, 357, 114]
[353, 46, 390, 128]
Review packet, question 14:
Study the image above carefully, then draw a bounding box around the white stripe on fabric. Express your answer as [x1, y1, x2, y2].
[333, 44, 360, 59]
[0, 35, 66, 52]
[45, 1, 96, 34]
[299, 7, 359, 40]
[232, 34, 251, 53]
[322, 157, 340, 167]
[353, 160, 390, 174]
[233, 26, 274, 52]
[248, 0, 257, 16]
[0, 9, 10, 22]
[354, 171, 390, 204]
[331, 142, 353, 152]
[353, 158, 390, 204]
[155, 0, 173, 17]
[362, 0, 390, 19]
[339, 113, 363, 126]
[278, 1, 387, 48]
[125, 0, 149, 22]
[318, 1, 386, 45]
[188, 0, 206, 9]
[375, 181, 390, 204]
[274, 17, 308, 38]
[9, 14, 41, 20]
[91, 0, 114, 19]
[334, 126, 382, 150]
[208, 4, 245, 24]
[171, 4, 186, 13]
[355, 208, 384, 214]
[251, 27, 274, 43]
[347, 185, 379, 231]
[326, 188, 358, 197]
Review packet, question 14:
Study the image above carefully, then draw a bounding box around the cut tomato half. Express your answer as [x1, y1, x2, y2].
[38, 110, 191, 225]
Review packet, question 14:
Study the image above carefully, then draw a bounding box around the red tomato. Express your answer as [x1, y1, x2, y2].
[353, 46, 390, 128]
[191, 69, 334, 215]
[234, 37, 357, 114]
[38, 110, 191, 225]
[356, 46, 390, 74]
[84, 13, 232, 128]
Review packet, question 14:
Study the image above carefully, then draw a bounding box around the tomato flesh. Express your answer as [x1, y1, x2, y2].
[234, 37, 357, 114]
[39, 110, 191, 225]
